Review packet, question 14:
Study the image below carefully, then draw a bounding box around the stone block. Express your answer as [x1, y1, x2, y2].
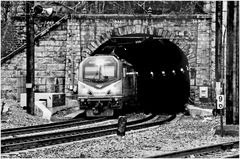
[35, 63, 47, 70]
[47, 64, 65, 71]
[45, 45, 55, 51]
[38, 58, 52, 64]
[51, 71, 65, 77]
[35, 78, 46, 85]
[37, 85, 47, 92]
[35, 101, 52, 120]
[2, 78, 18, 85]
[35, 47, 44, 52]
[35, 71, 50, 77]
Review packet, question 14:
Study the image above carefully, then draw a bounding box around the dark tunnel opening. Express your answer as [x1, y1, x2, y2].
[92, 34, 190, 114]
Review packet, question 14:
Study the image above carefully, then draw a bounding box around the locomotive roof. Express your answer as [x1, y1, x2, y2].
[92, 54, 132, 66]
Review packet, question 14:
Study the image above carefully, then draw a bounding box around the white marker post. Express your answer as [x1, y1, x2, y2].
[216, 95, 224, 137]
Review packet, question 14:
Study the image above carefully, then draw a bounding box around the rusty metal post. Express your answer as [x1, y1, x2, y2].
[26, 1, 35, 115]
[117, 116, 127, 136]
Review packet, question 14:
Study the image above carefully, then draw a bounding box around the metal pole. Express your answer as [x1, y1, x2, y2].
[26, 1, 35, 115]
[226, 1, 234, 124]
[215, 1, 224, 137]
[232, 1, 239, 124]
[220, 109, 224, 137]
[215, 1, 223, 82]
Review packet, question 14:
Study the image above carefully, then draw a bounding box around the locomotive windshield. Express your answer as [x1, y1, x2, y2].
[82, 56, 118, 83]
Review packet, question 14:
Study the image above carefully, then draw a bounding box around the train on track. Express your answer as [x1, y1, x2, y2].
[77, 54, 138, 117]
[77, 38, 190, 117]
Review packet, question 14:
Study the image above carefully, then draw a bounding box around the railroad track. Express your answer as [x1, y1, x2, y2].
[1, 117, 107, 138]
[148, 141, 239, 158]
[1, 114, 175, 153]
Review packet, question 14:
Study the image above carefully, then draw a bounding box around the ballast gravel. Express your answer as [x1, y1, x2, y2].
[1, 102, 239, 158]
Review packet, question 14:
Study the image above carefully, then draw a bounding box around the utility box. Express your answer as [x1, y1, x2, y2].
[199, 86, 208, 98]
[199, 86, 209, 102]
[21, 93, 65, 108]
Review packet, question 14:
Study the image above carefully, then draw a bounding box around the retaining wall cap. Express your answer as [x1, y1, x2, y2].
[35, 101, 52, 120]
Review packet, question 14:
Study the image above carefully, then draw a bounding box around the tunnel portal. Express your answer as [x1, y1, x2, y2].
[92, 34, 190, 114]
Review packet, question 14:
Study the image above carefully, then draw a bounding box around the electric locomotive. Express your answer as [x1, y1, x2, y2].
[78, 55, 137, 117]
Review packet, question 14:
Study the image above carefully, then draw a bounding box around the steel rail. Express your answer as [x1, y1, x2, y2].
[224, 154, 239, 158]
[148, 141, 239, 158]
[1, 114, 155, 146]
[1, 117, 107, 137]
[1, 114, 169, 153]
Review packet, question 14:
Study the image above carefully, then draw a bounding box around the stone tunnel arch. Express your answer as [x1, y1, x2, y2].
[82, 24, 192, 57]
[79, 24, 191, 114]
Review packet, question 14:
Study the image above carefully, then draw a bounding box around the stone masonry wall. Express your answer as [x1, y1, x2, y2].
[64, 14, 215, 104]
[1, 20, 68, 100]
[1, 2, 216, 106]
[34, 21, 67, 93]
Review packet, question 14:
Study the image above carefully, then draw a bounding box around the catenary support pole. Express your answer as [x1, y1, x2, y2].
[225, 1, 239, 124]
[215, 1, 223, 82]
[26, 1, 35, 115]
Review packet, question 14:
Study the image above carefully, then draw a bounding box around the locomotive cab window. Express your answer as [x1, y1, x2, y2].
[82, 56, 118, 83]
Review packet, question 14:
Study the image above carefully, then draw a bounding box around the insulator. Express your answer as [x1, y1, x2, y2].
[147, 7, 152, 15]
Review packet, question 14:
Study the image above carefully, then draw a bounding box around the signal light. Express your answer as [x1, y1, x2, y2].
[33, 5, 43, 14]
[33, 5, 54, 17]
[147, 7, 152, 15]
